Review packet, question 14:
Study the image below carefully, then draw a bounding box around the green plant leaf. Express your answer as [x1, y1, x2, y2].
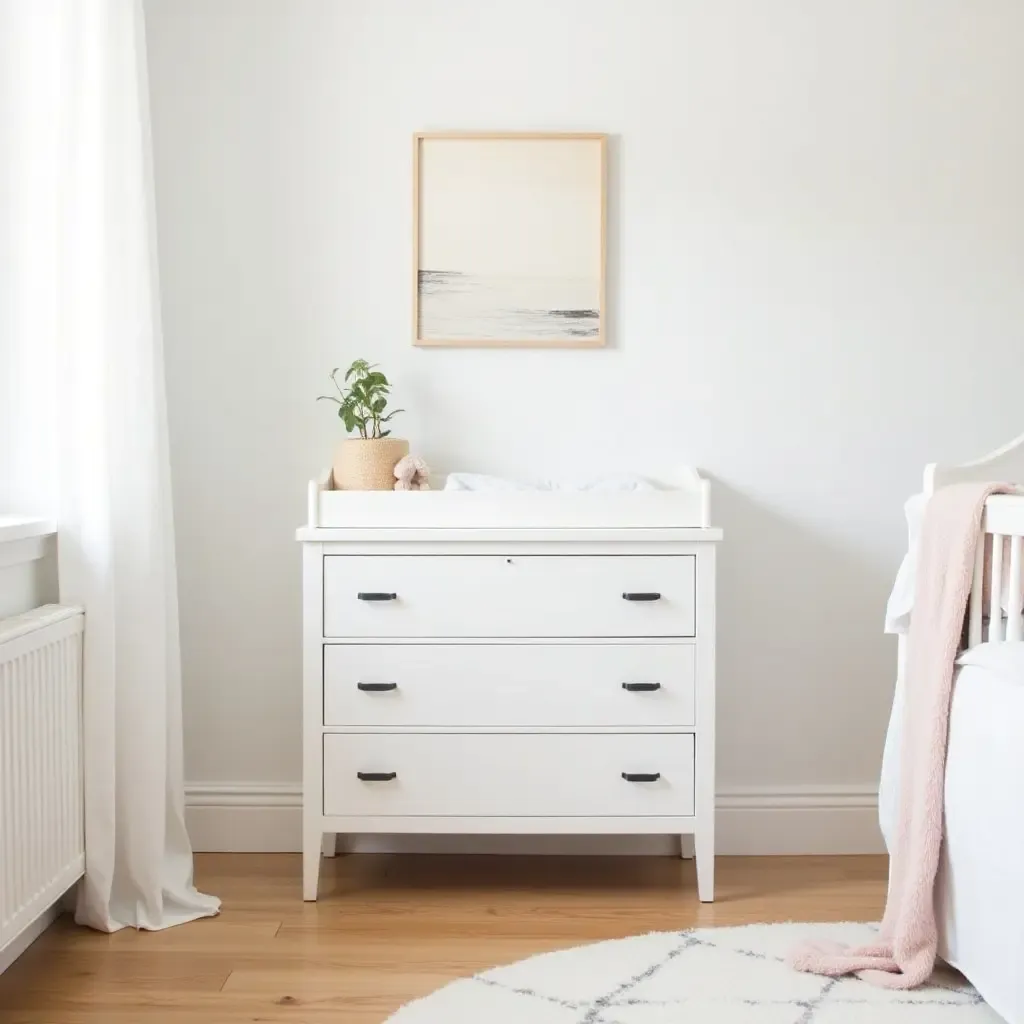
[317, 395, 341, 405]
[350, 385, 370, 412]
[328, 360, 400, 434]
[346, 358, 370, 382]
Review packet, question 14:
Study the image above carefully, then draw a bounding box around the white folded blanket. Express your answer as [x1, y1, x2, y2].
[885, 493, 928, 635]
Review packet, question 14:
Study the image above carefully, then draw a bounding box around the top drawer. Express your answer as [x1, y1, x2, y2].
[322, 555, 695, 638]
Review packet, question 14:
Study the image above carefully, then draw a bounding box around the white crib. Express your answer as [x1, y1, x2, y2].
[882, 431, 1024, 1024]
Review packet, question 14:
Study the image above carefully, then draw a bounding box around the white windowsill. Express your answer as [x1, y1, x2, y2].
[0, 518, 57, 570]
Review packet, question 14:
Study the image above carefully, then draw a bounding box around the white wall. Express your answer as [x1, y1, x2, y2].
[0, 557, 57, 621]
[144, 0, 1024, 845]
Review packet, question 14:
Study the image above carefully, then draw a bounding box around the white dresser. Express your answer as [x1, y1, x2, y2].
[297, 471, 721, 901]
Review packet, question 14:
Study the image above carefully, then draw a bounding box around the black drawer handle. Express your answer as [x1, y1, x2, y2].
[622, 771, 661, 783]
[356, 682, 398, 692]
[357, 592, 397, 601]
[357, 771, 397, 782]
[622, 592, 661, 602]
[622, 682, 662, 692]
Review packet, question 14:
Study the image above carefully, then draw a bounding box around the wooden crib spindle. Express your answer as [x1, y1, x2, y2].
[1007, 535, 1024, 642]
[989, 534, 1005, 642]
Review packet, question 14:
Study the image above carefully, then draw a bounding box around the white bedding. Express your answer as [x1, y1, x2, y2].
[880, 643, 1024, 1024]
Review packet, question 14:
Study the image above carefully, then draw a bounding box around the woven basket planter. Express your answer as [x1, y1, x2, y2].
[333, 437, 410, 491]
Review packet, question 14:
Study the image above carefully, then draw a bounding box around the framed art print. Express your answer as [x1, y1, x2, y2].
[413, 132, 607, 348]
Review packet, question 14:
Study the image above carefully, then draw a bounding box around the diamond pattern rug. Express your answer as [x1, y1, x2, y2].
[386, 922, 1002, 1022]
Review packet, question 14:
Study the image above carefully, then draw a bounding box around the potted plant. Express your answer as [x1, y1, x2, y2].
[319, 359, 408, 490]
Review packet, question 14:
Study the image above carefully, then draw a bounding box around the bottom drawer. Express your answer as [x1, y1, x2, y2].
[323, 733, 695, 818]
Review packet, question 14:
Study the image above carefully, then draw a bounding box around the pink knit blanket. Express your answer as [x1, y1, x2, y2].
[791, 481, 1014, 987]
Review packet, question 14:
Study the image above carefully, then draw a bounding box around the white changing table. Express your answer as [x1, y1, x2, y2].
[296, 470, 722, 902]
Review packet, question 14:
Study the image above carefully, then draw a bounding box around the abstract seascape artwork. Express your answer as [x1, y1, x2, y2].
[413, 133, 607, 348]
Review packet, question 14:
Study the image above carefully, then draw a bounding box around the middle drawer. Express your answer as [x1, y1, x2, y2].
[323, 643, 695, 728]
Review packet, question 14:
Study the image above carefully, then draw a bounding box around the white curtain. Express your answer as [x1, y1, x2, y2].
[0, 0, 219, 931]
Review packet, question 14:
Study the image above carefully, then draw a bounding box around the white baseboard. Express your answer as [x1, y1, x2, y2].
[186, 783, 884, 856]
[717, 785, 883, 855]
[0, 902, 61, 976]
[186, 784, 303, 854]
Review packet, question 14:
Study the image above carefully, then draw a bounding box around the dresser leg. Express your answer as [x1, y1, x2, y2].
[303, 825, 321, 901]
[679, 834, 695, 860]
[695, 829, 715, 902]
[321, 833, 339, 858]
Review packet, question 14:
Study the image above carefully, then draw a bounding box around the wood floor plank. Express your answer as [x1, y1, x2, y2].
[29, 914, 283, 954]
[0, 853, 888, 1024]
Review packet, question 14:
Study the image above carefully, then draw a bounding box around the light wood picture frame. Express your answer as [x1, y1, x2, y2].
[413, 132, 607, 349]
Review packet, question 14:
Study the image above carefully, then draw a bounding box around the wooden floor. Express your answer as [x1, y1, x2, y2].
[0, 853, 887, 1023]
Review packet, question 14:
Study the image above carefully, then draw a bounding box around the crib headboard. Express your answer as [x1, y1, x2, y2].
[923, 431, 1024, 649]
[901, 432, 1024, 663]
[968, 495, 1024, 646]
[924, 429, 1024, 495]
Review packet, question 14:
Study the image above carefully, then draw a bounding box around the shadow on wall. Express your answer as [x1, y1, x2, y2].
[710, 478, 897, 790]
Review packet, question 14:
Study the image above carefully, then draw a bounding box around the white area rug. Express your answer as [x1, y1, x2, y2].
[386, 922, 1001, 1022]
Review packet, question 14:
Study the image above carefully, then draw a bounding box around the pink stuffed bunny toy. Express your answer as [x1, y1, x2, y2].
[394, 454, 430, 491]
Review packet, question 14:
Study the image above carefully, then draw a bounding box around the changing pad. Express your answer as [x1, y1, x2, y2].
[443, 472, 658, 493]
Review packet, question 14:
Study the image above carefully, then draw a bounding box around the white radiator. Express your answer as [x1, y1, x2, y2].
[0, 605, 85, 956]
